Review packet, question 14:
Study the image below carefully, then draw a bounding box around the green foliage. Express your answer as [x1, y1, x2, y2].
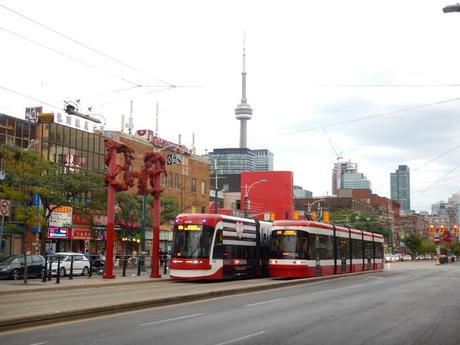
[116, 192, 141, 227]
[418, 238, 436, 254]
[451, 241, 460, 256]
[401, 232, 421, 254]
[330, 208, 387, 236]
[161, 195, 179, 222]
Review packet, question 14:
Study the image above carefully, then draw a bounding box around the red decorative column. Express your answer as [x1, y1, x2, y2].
[103, 146, 116, 279]
[103, 139, 136, 280]
[151, 172, 161, 278]
[137, 151, 166, 279]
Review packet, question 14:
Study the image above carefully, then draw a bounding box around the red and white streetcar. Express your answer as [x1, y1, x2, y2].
[269, 220, 384, 278]
[169, 214, 272, 280]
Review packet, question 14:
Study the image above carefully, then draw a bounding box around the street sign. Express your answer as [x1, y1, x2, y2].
[166, 154, 182, 165]
[0, 199, 11, 217]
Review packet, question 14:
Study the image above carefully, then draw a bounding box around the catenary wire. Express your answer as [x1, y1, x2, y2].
[244, 96, 460, 145]
[0, 85, 62, 111]
[0, 25, 142, 87]
[0, 3, 173, 87]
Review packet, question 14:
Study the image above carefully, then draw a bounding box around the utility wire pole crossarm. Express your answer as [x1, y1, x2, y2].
[243, 179, 268, 218]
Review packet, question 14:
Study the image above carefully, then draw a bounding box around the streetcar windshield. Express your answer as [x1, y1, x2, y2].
[172, 224, 214, 259]
[271, 229, 309, 259]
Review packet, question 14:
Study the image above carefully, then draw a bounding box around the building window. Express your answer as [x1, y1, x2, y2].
[201, 181, 206, 194]
[174, 174, 180, 189]
[191, 178, 196, 192]
[167, 173, 173, 188]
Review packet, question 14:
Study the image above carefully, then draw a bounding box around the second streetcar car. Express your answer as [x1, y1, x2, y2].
[269, 220, 384, 278]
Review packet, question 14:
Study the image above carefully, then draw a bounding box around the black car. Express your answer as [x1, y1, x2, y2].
[0, 255, 46, 280]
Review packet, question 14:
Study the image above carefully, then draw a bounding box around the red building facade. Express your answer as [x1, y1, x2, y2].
[241, 171, 293, 220]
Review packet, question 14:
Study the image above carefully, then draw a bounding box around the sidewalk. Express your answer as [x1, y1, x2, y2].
[0, 268, 169, 295]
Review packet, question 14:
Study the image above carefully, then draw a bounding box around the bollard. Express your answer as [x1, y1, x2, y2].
[137, 255, 141, 276]
[88, 256, 93, 278]
[163, 257, 168, 275]
[69, 255, 74, 280]
[56, 256, 61, 284]
[42, 255, 48, 283]
[122, 255, 127, 277]
[47, 258, 52, 281]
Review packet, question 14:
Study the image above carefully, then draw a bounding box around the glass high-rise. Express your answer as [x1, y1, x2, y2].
[390, 165, 410, 213]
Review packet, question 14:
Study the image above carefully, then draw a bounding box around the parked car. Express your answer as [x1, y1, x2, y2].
[0, 254, 46, 280]
[402, 254, 413, 261]
[415, 255, 425, 260]
[384, 254, 392, 263]
[50, 252, 90, 277]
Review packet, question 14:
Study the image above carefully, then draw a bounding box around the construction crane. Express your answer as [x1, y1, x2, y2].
[323, 129, 343, 162]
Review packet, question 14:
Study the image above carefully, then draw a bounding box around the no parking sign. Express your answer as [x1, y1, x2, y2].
[0, 199, 11, 217]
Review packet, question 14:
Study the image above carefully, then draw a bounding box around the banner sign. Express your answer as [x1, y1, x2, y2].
[48, 206, 73, 228]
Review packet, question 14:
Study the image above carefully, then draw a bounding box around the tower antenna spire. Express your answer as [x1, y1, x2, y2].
[235, 32, 253, 149]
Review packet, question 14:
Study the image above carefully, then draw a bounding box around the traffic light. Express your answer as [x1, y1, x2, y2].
[311, 211, 317, 221]
[323, 211, 330, 224]
[429, 224, 435, 235]
[454, 224, 459, 236]
[440, 225, 445, 235]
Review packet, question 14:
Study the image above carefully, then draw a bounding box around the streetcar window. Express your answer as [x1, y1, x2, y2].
[352, 239, 363, 259]
[172, 224, 214, 259]
[317, 235, 334, 260]
[364, 241, 373, 259]
[271, 230, 309, 259]
[337, 237, 350, 259]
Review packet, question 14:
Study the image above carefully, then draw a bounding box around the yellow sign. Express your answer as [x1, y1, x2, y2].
[38, 112, 55, 123]
[177, 224, 202, 231]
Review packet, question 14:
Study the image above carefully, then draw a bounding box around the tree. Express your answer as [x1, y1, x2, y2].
[401, 232, 421, 254]
[450, 240, 460, 257]
[0, 144, 106, 254]
[417, 238, 436, 254]
[330, 209, 387, 235]
[0, 145, 52, 251]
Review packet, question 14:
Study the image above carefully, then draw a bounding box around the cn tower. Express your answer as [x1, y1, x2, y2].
[235, 36, 253, 149]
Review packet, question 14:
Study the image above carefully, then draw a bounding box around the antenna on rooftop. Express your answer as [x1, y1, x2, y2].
[127, 100, 134, 135]
[155, 102, 159, 136]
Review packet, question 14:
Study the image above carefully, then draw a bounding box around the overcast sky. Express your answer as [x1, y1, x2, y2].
[2, 0, 460, 213]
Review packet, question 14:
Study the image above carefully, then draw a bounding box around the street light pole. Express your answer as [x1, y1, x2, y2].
[443, 3, 460, 12]
[214, 160, 218, 214]
[243, 179, 267, 218]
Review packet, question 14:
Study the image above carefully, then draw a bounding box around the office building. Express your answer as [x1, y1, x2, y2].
[390, 165, 410, 213]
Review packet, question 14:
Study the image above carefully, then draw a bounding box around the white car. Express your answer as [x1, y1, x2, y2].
[51, 252, 90, 277]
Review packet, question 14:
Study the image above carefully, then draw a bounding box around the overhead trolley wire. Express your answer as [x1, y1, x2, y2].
[0, 25, 142, 87]
[0, 85, 62, 111]
[0, 3, 174, 88]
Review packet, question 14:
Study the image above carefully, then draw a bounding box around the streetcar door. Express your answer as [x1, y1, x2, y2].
[315, 236, 321, 277]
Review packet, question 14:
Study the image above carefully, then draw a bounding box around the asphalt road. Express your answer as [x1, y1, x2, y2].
[3, 262, 460, 345]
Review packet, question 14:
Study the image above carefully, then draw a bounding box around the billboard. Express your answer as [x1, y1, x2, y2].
[25, 106, 42, 123]
[48, 206, 73, 228]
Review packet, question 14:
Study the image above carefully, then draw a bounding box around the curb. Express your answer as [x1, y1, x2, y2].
[0, 269, 382, 333]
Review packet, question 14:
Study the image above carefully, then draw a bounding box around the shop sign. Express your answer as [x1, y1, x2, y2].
[48, 206, 73, 228]
[25, 106, 42, 123]
[72, 229, 92, 240]
[48, 227, 70, 239]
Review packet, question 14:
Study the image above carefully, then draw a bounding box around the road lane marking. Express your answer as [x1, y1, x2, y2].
[29, 343, 48, 345]
[214, 330, 266, 345]
[245, 298, 284, 307]
[139, 312, 205, 326]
